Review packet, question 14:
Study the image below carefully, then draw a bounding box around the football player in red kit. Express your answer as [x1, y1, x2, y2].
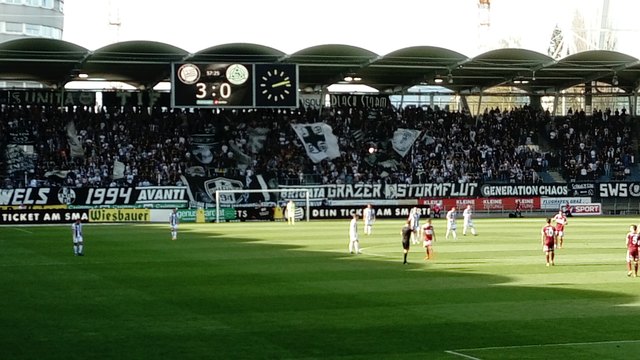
[541, 218, 556, 266]
[552, 210, 567, 248]
[422, 218, 436, 260]
[626, 224, 639, 277]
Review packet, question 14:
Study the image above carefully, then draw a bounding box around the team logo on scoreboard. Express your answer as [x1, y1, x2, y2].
[177, 63, 201, 84]
[225, 64, 249, 85]
[57, 187, 77, 205]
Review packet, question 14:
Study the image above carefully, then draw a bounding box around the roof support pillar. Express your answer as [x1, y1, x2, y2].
[584, 82, 593, 114]
[553, 92, 560, 116]
[530, 94, 542, 110]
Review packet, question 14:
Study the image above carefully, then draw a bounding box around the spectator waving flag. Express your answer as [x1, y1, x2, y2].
[291, 123, 340, 163]
[65, 121, 85, 159]
[247, 127, 270, 154]
[392, 128, 421, 157]
[189, 134, 216, 165]
[112, 160, 125, 180]
[351, 129, 365, 142]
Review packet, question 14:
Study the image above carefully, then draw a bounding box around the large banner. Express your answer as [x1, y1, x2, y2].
[480, 184, 568, 197]
[540, 197, 592, 210]
[280, 183, 479, 200]
[328, 94, 391, 109]
[101, 91, 170, 108]
[571, 203, 603, 216]
[420, 197, 541, 211]
[310, 205, 429, 220]
[0, 181, 607, 209]
[176, 206, 275, 222]
[0, 90, 95, 106]
[0, 209, 88, 224]
[177, 208, 237, 222]
[597, 183, 640, 198]
[7, 127, 36, 145]
[88, 208, 150, 222]
[476, 197, 540, 211]
[0, 204, 67, 210]
[569, 183, 596, 196]
[0, 187, 188, 208]
[298, 94, 324, 109]
[180, 174, 274, 205]
[5, 145, 35, 175]
[385, 183, 478, 198]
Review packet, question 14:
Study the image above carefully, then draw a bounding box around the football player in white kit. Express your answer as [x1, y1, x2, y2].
[349, 213, 361, 254]
[363, 203, 375, 235]
[71, 219, 84, 256]
[408, 207, 421, 244]
[445, 206, 458, 240]
[286, 200, 296, 225]
[462, 204, 477, 236]
[169, 208, 179, 240]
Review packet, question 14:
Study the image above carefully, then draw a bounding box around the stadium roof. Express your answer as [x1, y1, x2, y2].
[1, 38, 640, 95]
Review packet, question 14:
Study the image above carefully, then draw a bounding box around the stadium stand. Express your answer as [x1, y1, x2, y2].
[547, 107, 635, 183]
[1, 103, 575, 188]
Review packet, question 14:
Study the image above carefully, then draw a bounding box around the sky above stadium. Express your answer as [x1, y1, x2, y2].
[63, 0, 640, 58]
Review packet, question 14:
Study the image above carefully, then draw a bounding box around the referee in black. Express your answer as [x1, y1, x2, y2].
[401, 219, 412, 264]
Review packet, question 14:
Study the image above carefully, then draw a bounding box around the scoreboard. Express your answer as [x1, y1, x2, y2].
[171, 63, 298, 108]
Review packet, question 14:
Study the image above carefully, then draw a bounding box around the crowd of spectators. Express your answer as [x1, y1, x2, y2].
[547, 107, 635, 182]
[0, 102, 634, 189]
[1, 105, 190, 188]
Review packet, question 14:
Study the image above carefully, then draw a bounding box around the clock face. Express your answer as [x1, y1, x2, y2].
[255, 64, 297, 107]
[259, 68, 291, 102]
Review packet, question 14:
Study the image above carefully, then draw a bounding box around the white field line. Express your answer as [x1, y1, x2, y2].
[448, 339, 640, 356]
[444, 350, 482, 360]
[7, 227, 33, 234]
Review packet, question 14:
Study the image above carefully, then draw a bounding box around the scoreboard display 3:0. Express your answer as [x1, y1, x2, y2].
[171, 63, 253, 107]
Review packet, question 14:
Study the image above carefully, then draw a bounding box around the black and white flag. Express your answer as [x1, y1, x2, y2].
[6, 145, 34, 175]
[66, 121, 85, 159]
[112, 160, 125, 180]
[391, 128, 421, 157]
[247, 127, 270, 154]
[189, 134, 217, 165]
[291, 123, 340, 163]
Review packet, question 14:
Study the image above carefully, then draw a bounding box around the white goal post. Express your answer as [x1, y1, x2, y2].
[214, 188, 311, 223]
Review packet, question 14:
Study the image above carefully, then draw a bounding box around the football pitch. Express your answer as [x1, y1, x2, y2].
[1, 216, 639, 359]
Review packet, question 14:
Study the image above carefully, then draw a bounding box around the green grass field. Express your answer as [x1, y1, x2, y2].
[1, 216, 639, 359]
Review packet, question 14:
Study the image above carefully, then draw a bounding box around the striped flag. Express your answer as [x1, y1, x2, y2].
[351, 129, 365, 142]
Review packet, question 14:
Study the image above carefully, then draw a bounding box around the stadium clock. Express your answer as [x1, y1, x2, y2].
[171, 63, 254, 108]
[254, 63, 298, 107]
